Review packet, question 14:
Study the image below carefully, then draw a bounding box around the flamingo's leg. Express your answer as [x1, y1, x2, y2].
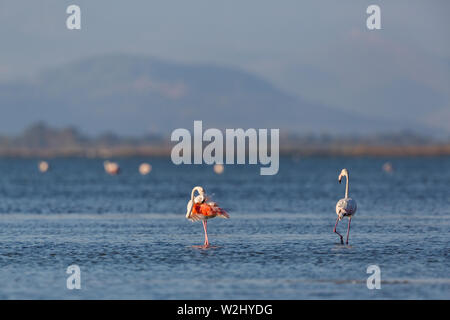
[202, 220, 209, 247]
[346, 217, 352, 245]
[333, 216, 344, 244]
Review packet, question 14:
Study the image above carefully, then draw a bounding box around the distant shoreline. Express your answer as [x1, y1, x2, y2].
[1, 122, 449, 158]
[1, 144, 449, 158]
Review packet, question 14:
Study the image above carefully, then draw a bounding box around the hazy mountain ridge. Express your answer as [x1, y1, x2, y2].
[0, 54, 439, 136]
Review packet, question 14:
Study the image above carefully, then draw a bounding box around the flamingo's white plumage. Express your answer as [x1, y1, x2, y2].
[334, 168, 357, 244]
[186, 186, 229, 247]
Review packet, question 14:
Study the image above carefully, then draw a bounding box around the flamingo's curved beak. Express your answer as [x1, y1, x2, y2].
[338, 175, 342, 184]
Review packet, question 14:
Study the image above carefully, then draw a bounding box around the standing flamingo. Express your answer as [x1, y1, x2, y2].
[186, 186, 229, 247]
[334, 169, 357, 245]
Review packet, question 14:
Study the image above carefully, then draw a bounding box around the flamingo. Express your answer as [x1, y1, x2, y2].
[334, 168, 357, 245]
[139, 163, 152, 175]
[186, 186, 229, 247]
[104, 161, 120, 175]
[38, 161, 50, 173]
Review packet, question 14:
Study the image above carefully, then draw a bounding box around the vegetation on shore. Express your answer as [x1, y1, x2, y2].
[1, 123, 449, 157]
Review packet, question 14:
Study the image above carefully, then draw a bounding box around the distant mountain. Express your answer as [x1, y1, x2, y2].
[0, 54, 434, 136]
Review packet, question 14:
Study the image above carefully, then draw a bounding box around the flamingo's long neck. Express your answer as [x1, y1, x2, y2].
[188, 188, 197, 216]
[189, 187, 203, 215]
[345, 173, 349, 198]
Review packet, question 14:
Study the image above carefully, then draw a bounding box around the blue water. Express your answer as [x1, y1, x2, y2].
[0, 157, 449, 299]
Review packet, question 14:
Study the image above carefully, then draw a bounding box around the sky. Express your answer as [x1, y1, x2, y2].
[0, 0, 449, 134]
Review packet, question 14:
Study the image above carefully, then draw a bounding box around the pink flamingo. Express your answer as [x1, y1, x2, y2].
[186, 186, 229, 247]
[334, 169, 357, 245]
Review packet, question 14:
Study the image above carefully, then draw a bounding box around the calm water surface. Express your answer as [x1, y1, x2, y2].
[0, 157, 448, 299]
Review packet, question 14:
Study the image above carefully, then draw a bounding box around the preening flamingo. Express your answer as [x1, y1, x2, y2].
[334, 169, 357, 245]
[186, 186, 229, 247]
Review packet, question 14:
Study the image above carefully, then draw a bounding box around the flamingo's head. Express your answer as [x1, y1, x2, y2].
[192, 186, 205, 199]
[194, 193, 206, 204]
[198, 186, 205, 195]
[338, 168, 349, 183]
[190, 185, 206, 205]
